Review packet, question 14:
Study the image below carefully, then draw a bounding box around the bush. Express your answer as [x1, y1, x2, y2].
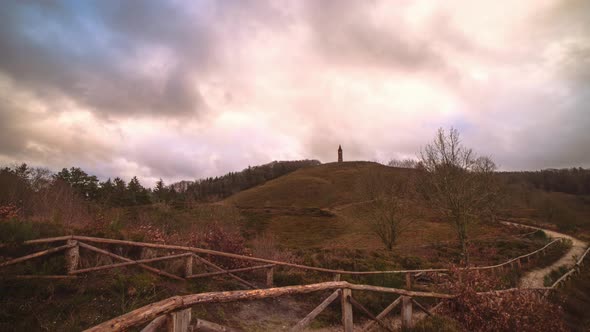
[411, 315, 461, 332]
[544, 265, 570, 287]
[193, 223, 250, 269]
[250, 232, 298, 263]
[0, 204, 19, 220]
[440, 267, 568, 331]
[0, 218, 39, 244]
[401, 256, 424, 269]
[531, 230, 547, 240]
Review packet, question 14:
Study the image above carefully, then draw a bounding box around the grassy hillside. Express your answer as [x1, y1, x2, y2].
[224, 162, 549, 269]
[225, 161, 416, 208]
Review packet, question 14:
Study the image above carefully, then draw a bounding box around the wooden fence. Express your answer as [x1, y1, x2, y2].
[549, 245, 590, 289]
[2, 226, 586, 332]
[0, 234, 566, 290]
[82, 281, 551, 332]
[83, 238, 590, 332]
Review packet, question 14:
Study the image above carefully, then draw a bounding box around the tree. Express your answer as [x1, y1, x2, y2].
[98, 178, 115, 205]
[368, 194, 413, 250]
[419, 127, 500, 265]
[356, 170, 415, 250]
[127, 176, 150, 205]
[54, 167, 99, 200]
[153, 178, 168, 203]
[112, 177, 128, 206]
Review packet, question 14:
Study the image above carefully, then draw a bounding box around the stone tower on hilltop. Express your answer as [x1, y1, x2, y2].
[338, 145, 343, 163]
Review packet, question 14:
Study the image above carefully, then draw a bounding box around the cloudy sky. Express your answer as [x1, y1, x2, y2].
[1, 0, 589, 185]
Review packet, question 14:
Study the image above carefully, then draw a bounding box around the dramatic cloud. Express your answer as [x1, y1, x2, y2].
[0, 0, 589, 185]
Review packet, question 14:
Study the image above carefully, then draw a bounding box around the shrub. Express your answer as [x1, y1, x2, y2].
[192, 223, 250, 269]
[411, 315, 461, 332]
[531, 230, 547, 240]
[440, 267, 567, 331]
[401, 256, 423, 269]
[0, 218, 39, 244]
[250, 232, 298, 263]
[0, 204, 20, 220]
[544, 265, 570, 287]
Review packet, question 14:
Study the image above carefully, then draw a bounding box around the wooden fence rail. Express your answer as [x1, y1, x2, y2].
[0, 232, 566, 289]
[549, 245, 590, 289]
[82, 281, 549, 332]
[1, 223, 581, 332]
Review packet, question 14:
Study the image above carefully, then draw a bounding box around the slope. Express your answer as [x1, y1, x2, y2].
[224, 161, 415, 209]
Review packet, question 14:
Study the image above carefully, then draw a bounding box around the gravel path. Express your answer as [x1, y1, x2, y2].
[501, 221, 587, 288]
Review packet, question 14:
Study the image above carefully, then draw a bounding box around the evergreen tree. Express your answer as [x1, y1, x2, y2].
[127, 176, 150, 205]
[54, 167, 99, 200]
[112, 177, 128, 206]
[153, 178, 168, 203]
[98, 178, 115, 205]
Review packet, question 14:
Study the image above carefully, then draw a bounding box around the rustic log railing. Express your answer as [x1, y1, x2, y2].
[82, 281, 550, 332]
[549, 245, 590, 289]
[0, 224, 577, 332]
[0, 233, 566, 290]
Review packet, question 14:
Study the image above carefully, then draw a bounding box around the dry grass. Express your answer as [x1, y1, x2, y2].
[225, 162, 417, 208]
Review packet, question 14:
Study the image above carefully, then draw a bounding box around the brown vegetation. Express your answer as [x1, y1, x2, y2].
[440, 268, 567, 332]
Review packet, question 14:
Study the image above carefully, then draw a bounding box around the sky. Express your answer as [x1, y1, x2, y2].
[1, 0, 589, 185]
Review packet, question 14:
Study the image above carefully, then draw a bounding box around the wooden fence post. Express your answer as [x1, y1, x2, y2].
[341, 288, 353, 332]
[184, 255, 193, 278]
[405, 273, 412, 290]
[266, 266, 274, 288]
[65, 239, 79, 274]
[401, 296, 413, 330]
[517, 259, 522, 269]
[167, 308, 191, 332]
[333, 273, 341, 281]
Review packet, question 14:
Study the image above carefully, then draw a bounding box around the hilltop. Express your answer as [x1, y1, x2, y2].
[221, 162, 541, 267]
[225, 161, 415, 208]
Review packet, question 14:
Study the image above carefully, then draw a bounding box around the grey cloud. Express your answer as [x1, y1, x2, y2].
[0, 0, 214, 118]
[2, 0, 590, 184]
[305, 0, 443, 71]
[0, 100, 33, 156]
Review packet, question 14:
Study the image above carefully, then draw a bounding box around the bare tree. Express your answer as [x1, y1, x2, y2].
[368, 194, 414, 250]
[356, 170, 415, 250]
[419, 128, 500, 265]
[388, 158, 420, 169]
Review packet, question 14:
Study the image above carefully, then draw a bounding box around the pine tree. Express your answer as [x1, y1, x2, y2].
[153, 178, 168, 203]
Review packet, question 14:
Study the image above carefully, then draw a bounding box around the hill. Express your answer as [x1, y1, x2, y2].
[221, 162, 541, 268]
[225, 161, 416, 208]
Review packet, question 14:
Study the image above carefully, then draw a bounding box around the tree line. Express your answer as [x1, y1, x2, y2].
[503, 168, 590, 196]
[0, 159, 321, 215]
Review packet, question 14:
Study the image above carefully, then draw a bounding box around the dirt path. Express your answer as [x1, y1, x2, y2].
[501, 221, 587, 288]
[312, 222, 588, 331]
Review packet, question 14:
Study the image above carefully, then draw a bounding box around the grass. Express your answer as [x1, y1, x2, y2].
[225, 161, 417, 208]
[544, 265, 571, 287]
[0, 273, 167, 331]
[556, 263, 590, 331]
[410, 315, 462, 332]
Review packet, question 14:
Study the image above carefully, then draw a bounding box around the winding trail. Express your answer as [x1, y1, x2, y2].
[501, 221, 587, 288]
